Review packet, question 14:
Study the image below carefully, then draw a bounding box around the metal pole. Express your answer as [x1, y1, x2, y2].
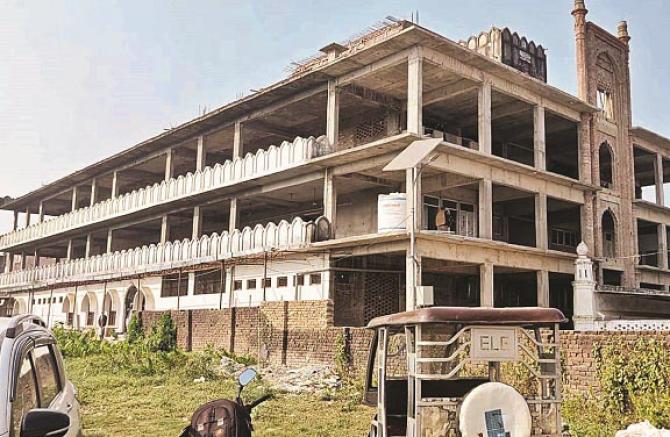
[46, 288, 54, 327]
[218, 261, 225, 310]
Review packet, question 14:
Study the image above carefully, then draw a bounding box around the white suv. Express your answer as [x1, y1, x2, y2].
[0, 315, 81, 437]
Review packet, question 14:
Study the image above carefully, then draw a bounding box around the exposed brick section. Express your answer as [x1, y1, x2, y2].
[139, 305, 670, 396]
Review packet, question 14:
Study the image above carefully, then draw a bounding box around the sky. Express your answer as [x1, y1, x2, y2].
[0, 0, 668, 231]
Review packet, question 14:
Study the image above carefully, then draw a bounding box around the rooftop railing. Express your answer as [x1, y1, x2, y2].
[0, 136, 320, 250]
[0, 217, 316, 290]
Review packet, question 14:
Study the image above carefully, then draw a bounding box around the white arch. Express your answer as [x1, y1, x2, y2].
[12, 298, 27, 316]
[80, 292, 99, 327]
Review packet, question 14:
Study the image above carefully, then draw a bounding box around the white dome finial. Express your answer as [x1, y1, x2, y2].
[576, 241, 589, 257]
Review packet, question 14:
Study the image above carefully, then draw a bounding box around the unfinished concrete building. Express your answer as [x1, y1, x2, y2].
[0, 1, 668, 334]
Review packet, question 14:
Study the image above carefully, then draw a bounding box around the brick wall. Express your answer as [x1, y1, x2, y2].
[138, 305, 670, 396]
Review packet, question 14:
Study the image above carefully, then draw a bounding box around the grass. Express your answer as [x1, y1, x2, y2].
[65, 355, 374, 436]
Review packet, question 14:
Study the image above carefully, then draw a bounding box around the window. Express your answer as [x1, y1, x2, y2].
[233, 280, 242, 291]
[161, 273, 189, 297]
[277, 276, 288, 287]
[194, 268, 223, 295]
[597, 88, 614, 119]
[246, 279, 257, 289]
[32, 345, 61, 407]
[296, 274, 305, 286]
[263, 278, 272, 288]
[12, 355, 38, 435]
[59, 296, 63, 303]
[310, 274, 322, 285]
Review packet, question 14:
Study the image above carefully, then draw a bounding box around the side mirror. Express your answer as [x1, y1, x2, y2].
[21, 409, 70, 437]
[238, 368, 258, 387]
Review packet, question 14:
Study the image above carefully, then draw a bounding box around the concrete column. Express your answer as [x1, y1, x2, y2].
[4, 253, 13, 273]
[85, 234, 93, 258]
[20, 252, 27, 270]
[407, 47, 423, 136]
[405, 247, 422, 311]
[38, 202, 45, 223]
[478, 179, 492, 239]
[233, 122, 243, 159]
[187, 273, 195, 296]
[405, 168, 422, 232]
[326, 79, 340, 146]
[655, 154, 664, 206]
[196, 135, 206, 172]
[535, 192, 548, 250]
[323, 168, 337, 236]
[537, 270, 549, 307]
[70, 187, 78, 212]
[33, 250, 40, 268]
[111, 172, 119, 198]
[106, 229, 113, 253]
[12, 210, 19, 230]
[192, 206, 202, 239]
[24, 208, 31, 228]
[478, 81, 492, 154]
[480, 262, 494, 307]
[164, 149, 174, 180]
[225, 266, 235, 308]
[659, 223, 668, 269]
[90, 178, 98, 206]
[160, 215, 170, 243]
[229, 198, 239, 234]
[66, 240, 74, 260]
[534, 106, 546, 171]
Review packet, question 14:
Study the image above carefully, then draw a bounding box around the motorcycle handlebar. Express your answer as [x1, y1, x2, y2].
[247, 394, 273, 410]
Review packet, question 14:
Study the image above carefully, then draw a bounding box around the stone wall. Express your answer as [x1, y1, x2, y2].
[139, 304, 670, 395]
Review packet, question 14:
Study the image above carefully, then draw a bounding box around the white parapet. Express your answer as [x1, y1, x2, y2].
[0, 217, 315, 290]
[0, 136, 317, 250]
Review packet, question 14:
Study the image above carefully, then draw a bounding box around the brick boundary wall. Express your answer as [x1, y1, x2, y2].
[138, 302, 670, 394]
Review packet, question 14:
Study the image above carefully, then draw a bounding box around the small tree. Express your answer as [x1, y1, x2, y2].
[147, 313, 177, 352]
[126, 313, 143, 344]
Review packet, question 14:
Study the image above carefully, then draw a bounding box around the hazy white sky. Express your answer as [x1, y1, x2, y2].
[0, 0, 668, 231]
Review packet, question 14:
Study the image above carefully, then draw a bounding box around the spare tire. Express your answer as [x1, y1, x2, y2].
[459, 381, 531, 437]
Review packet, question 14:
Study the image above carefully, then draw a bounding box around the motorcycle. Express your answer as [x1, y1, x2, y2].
[179, 368, 272, 437]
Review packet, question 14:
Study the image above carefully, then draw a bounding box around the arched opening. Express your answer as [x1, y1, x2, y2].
[80, 293, 98, 327]
[599, 142, 614, 188]
[12, 299, 26, 316]
[101, 291, 120, 332]
[62, 295, 74, 326]
[123, 285, 154, 331]
[602, 210, 617, 259]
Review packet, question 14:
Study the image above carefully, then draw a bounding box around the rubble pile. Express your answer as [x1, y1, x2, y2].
[260, 365, 341, 394]
[615, 421, 670, 437]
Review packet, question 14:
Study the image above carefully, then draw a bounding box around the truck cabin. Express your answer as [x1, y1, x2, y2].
[364, 306, 566, 437]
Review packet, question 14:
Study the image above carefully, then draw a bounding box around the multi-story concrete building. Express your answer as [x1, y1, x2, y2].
[0, 1, 668, 333]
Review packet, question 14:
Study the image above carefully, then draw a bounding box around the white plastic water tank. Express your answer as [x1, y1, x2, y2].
[378, 193, 407, 233]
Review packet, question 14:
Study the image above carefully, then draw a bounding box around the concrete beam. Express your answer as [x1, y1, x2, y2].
[478, 81, 492, 154]
[534, 105, 546, 171]
[335, 48, 412, 87]
[423, 80, 478, 107]
[406, 46, 423, 136]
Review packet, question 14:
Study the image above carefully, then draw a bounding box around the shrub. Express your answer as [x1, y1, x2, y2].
[146, 313, 177, 352]
[126, 313, 143, 344]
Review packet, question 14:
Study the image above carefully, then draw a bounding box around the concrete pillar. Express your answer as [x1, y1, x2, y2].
[478, 179, 492, 239]
[229, 198, 239, 234]
[106, 229, 113, 253]
[659, 223, 668, 269]
[480, 262, 494, 307]
[655, 154, 664, 206]
[534, 106, 546, 171]
[405, 168, 422, 232]
[111, 171, 119, 198]
[164, 148, 174, 180]
[33, 250, 40, 268]
[196, 135, 206, 172]
[233, 122, 243, 159]
[85, 234, 93, 258]
[70, 187, 78, 212]
[24, 208, 31, 228]
[326, 80, 340, 147]
[12, 210, 19, 230]
[535, 192, 548, 250]
[160, 215, 170, 243]
[4, 253, 13, 273]
[407, 46, 423, 136]
[192, 206, 202, 239]
[478, 81, 492, 154]
[187, 272, 195, 296]
[66, 240, 74, 260]
[225, 266, 235, 308]
[20, 252, 27, 270]
[90, 178, 98, 206]
[38, 202, 45, 223]
[537, 270, 549, 307]
[323, 168, 337, 236]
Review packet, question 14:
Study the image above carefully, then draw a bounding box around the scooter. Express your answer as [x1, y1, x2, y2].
[179, 368, 272, 437]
